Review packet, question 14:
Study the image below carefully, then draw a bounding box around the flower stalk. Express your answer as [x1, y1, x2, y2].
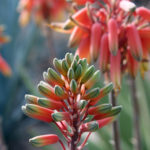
[110, 90, 122, 150]
[130, 78, 141, 150]
[22, 53, 121, 150]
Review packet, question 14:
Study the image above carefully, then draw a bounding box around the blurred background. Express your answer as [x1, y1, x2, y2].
[0, 0, 150, 150]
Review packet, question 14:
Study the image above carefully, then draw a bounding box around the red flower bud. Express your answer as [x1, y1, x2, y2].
[108, 18, 119, 55]
[90, 23, 102, 61]
[126, 24, 143, 61]
[99, 33, 110, 73]
[110, 51, 121, 91]
[29, 134, 59, 147]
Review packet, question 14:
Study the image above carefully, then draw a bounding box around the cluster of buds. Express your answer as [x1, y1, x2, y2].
[50, 0, 150, 92]
[22, 53, 121, 150]
[18, 0, 67, 27]
[0, 25, 11, 76]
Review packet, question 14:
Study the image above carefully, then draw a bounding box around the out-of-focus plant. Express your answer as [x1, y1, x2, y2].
[22, 53, 121, 150]
[17, 0, 70, 27]
[0, 25, 11, 76]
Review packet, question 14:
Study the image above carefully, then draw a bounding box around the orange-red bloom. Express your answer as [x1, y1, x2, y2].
[0, 25, 11, 76]
[18, 0, 67, 27]
[50, 0, 150, 91]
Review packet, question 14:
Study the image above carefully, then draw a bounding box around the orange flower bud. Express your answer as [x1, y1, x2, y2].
[29, 134, 59, 147]
[90, 23, 102, 61]
[110, 51, 121, 91]
[108, 18, 119, 55]
[22, 104, 53, 123]
[38, 81, 63, 101]
[0, 55, 11, 76]
[99, 33, 110, 72]
[97, 117, 115, 128]
[126, 24, 143, 61]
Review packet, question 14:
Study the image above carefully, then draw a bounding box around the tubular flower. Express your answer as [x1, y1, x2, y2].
[22, 53, 121, 149]
[50, 0, 150, 91]
[18, 0, 67, 27]
[0, 25, 11, 76]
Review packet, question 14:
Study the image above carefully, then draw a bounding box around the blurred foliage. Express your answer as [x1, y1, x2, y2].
[0, 0, 150, 150]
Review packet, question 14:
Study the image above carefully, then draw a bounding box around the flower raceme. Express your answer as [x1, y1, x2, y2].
[22, 53, 121, 150]
[0, 25, 11, 76]
[17, 0, 95, 27]
[18, 0, 67, 27]
[50, 0, 150, 91]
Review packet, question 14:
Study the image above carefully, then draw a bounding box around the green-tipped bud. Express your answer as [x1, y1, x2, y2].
[29, 134, 59, 147]
[75, 64, 83, 80]
[94, 106, 122, 120]
[52, 112, 70, 122]
[88, 104, 112, 115]
[62, 59, 69, 74]
[48, 68, 65, 86]
[75, 55, 80, 62]
[38, 81, 62, 100]
[77, 100, 88, 109]
[43, 72, 51, 84]
[85, 70, 100, 89]
[109, 106, 122, 116]
[102, 82, 113, 95]
[67, 68, 75, 80]
[65, 53, 73, 65]
[79, 58, 88, 73]
[71, 59, 78, 71]
[83, 88, 100, 99]
[81, 65, 95, 83]
[38, 98, 63, 110]
[70, 79, 77, 93]
[38, 81, 51, 96]
[25, 94, 38, 104]
[53, 58, 64, 74]
[54, 85, 65, 97]
[81, 121, 99, 132]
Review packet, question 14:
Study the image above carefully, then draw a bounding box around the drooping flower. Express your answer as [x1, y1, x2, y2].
[0, 25, 11, 76]
[50, 0, 150, 91]
[22, 53, 121, 149]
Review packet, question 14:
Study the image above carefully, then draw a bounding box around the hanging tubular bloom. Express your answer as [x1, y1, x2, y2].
[50, 0, 150, 91]
[0, 25, 11, 76]
[22, 53, 121, 150]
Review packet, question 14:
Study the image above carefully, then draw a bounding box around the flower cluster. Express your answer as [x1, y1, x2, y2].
[0, 25, 11, 76]
[18, 0, 67, 27]
[50, 0, 150, 91]
[22, 53, 121, 150]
